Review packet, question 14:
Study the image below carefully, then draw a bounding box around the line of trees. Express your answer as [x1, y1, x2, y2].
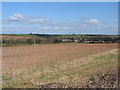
[2, 37, 62, 46]
[2, 35, 119, 46]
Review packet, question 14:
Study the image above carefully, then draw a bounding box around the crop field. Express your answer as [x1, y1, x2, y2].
[2, 43, 118, 88]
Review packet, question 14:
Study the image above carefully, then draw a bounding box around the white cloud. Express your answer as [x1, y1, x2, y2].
[63, 26, 69, 29]
[13, 14, 24, 19]
[54, 27, 60, 30]
[5, 13, 68, 27]
[33, 19, 51, 24]
[10, 25, 16, 28]
[40, 27, 49, 30]
[3, 14, 117, 35]
[9, 16, 18, 21]
[54, 26, 69, 30]
[7, 13, 52, 25]
[9, 13, 24, 21]
[4, 15, 101, 32]
[89, 19, 99, 24]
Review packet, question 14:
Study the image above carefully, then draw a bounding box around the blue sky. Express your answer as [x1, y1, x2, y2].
[2, 2, 118, 35]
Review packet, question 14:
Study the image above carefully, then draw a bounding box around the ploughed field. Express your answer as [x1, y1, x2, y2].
[2, 43, 118, 88]
[3, 43, 117, 70]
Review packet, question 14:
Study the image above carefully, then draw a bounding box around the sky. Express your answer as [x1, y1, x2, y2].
[2, 0, 120, 2]
[2, 2, 118, 35]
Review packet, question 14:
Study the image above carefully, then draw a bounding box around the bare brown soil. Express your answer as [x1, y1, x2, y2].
[2, 43, 118, 71]
[1, 35, 31, 39]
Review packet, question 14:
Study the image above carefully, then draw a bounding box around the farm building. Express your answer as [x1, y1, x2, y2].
[62, 38, 73, 42]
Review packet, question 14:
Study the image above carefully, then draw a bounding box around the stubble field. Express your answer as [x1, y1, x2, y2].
[2, 43, 118, 88]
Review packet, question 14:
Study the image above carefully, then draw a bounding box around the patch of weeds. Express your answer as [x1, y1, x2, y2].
[53, 73, 61, 80]
[33, 69, 37, 72]
[69, 76, 73, 80]
[5, 81, 11, 85]
[3, 81, 15, 88]
[67, 75, 74, 86]
[49, 64, 56, 69]
[40, 75, 45, 79]
[2, 76, 10, 81]
[118, 56, 120, 60]
[44, 72, 60, 82]
[20, 81, 27, 86]
[66, 72, 76, 77]
[94, 54, 116, 60]
[33, 74, 45, 82]
[104, 61, 116, 66]
[55, 73, 60, 78]
[37, 66, 44, 73]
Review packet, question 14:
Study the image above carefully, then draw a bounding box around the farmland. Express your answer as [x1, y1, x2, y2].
[2, 34, 119, 47]
[2, 43, 118, 88]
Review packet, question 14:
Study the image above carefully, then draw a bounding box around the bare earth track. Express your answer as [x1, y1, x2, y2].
[3, 43, 117, 70]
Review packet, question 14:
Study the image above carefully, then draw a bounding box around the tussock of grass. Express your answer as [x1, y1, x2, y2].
[2, 49, 118, 88]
